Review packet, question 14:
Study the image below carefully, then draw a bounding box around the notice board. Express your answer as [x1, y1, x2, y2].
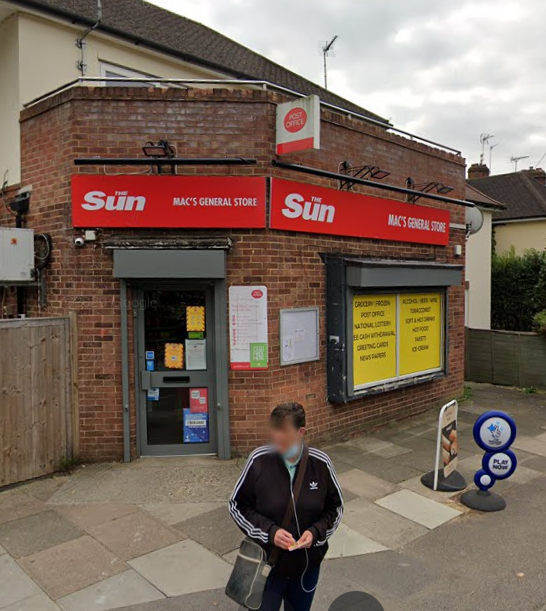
[280, 307, 320, 366]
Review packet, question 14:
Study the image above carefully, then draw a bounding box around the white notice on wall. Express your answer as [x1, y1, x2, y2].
[229, 286, 268, 370]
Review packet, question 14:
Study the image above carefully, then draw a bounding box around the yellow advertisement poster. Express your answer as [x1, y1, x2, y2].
[353, 295, 397, 387]
[399, 293, 442, 376]
[186, 306, 205, 332]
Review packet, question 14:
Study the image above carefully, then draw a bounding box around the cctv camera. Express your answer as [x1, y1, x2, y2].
[74, 237, 85, 247]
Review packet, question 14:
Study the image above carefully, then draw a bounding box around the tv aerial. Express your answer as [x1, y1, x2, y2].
[320, 35, 338, 90]
[479, 133, 494, 165]
[510, 155, 529, 171]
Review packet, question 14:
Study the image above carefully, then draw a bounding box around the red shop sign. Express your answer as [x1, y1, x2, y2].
[71, 175, 267, 228]
[269, 179, 450, 246]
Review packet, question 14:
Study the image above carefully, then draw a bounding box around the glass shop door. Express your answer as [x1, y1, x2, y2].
[137, 286, 217, 456]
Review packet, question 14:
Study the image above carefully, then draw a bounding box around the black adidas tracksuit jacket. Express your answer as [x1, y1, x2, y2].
[229, 445, 344, 577]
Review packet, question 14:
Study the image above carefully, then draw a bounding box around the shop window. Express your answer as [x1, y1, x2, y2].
[325, 255, 462, 403]
[352, 291, 445, 392]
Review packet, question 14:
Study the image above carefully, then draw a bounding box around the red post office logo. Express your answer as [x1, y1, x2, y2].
[284, 107, 308, 133]
[251, 289, 264, 299]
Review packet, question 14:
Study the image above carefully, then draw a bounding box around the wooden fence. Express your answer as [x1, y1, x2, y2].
[0, 316, 77, 487]
[466, 327, 546, 389]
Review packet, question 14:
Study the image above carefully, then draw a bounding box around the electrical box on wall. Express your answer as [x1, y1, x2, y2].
[0, 229, 34, 281]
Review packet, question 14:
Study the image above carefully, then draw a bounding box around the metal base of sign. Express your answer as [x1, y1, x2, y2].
[421, 469, 467, 492]
[461, 489, 506, 512]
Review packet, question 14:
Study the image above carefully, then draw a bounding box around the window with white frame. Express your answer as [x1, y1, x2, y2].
[100, 62, 158, 87]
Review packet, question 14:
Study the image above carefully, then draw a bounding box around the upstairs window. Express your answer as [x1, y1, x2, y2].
[100, 62, 158, 87]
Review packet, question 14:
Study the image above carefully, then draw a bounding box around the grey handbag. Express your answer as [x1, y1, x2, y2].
[225, 447, 309, 609]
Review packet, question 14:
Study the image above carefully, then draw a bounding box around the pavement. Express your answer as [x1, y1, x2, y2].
[1, 382, 546, 611]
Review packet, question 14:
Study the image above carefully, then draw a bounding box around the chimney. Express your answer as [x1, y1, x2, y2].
[468, 163, 490, 180]
[522, 167, 546, 186]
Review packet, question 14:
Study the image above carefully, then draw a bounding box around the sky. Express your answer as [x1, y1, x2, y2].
[150, 0, 546, 176]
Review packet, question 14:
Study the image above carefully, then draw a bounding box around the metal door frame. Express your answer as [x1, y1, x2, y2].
[130, 279, 230, 459]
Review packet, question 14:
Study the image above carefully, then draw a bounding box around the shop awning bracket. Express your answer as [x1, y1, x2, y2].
[74, 158, 257, 170]
[272, 160, 474, 208]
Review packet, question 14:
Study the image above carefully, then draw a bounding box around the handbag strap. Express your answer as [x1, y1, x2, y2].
[268, 444, 309, 565]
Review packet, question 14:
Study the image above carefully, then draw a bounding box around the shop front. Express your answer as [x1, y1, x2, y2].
[15, 86, 468, 462]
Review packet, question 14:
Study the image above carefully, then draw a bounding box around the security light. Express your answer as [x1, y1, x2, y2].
[142, 140, 176, 158]
[406, 180, 454, 202]
[436, 183, 454, 195]
[339, 162, 391, 190]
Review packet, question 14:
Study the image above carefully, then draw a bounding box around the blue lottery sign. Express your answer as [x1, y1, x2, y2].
[472, 411, 517, 491]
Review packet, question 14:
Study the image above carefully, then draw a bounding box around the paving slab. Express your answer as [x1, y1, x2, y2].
[0, 544, 6, 556]
[346, 437, 393, 453]
[88, 511, 182, 561]
[512, 436, 546, 457]
[20, 536, 127, 601]
[341, 488, 358, 503]
[349, 454, 424, 484]
[55, 504, 139, 530]
[57, 569, 164, 611]
[2, 593, 60, 611]
[399, 473, 463, 502]
[0, 511, 82, 558]
[141, 502, 223, 526]
[375, 490, 462, 530]
[222, 549, 239, 566]
[326, 523, 388, 559]
[49, 463, 240, 505]
[371, 444, 412, 458]
[504, 464, 542, 486]
[326, 551, 441, 600]
[0, 499, 46, 527]
[21, 478, 68, 503]
[128, 540, 232, 597]
[337, 469, 398, 501]
[174, 505, 242, 555]
[519, 454, 546, 473]
[0, 489, 32, 510]
[0, 554, 40, 609]
[342, 498, 428, 548]
[104, 588, 239, 611]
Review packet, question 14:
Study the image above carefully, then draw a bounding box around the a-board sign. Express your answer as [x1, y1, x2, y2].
[440, 402, 459, 478]
[473, 411, 518, 490]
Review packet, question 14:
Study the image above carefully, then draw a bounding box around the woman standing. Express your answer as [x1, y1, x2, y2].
[229, 402, 344, 611]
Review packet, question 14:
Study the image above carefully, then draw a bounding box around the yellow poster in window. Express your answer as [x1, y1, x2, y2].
[399, 293, 442, 376]
[353, 295, 397, 388]
[165, 343, 184, 369]
[186, 306, 205, 332]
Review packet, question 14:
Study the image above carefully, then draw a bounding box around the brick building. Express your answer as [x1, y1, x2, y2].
[1, 84, 468, 461]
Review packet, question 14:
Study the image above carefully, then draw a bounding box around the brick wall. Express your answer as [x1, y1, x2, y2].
[3, 87, 466, 460]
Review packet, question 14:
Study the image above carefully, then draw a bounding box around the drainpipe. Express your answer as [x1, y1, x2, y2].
[76, 0, 102, 76]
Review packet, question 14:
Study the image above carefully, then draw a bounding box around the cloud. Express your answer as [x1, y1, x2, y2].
[151, 0, 546, 174]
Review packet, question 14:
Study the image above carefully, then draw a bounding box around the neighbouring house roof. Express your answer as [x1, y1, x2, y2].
[465, 183, 506, 210]
[468, 172, 546, 222]
[10, 0, 388, 124]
